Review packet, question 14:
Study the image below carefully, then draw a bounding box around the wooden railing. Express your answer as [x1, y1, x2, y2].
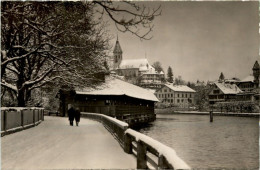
[125, 129, 190, 169]
[81, 112, 190, 169]
[1, 107, 44, 137]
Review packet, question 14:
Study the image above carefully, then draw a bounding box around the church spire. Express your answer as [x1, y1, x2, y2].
[113, 36, 122, 54]
[113, 35, 123, 69]
[253, 60, 260, 70]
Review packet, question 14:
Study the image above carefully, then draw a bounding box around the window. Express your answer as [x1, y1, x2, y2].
[171, 94, 173, 97]
[168, 94, 170, 97]
[177, 99, 179, 103]
[182, 94, 184, 98]
[177, 94, 179, 97]
[164, 89, 167, 92]
[171, 99, 173, 103]
[185, 94, 187, 98]
[213, 90, 220, 94]
[159, 94, 161, 98]
[181, 99, 184, 103]
[105, 100, 110, 105]
[190, 93, 192, 98]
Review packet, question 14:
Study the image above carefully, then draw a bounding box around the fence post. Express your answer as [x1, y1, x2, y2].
[158, 155, 170, 169]
[124, 134, 132, 154]
[33, 109, 35, 125]
[21, 110, 24, 127]
[210, 111, 213, 122]
[3, 110, 6, 132]
[137, 141, 147, 169]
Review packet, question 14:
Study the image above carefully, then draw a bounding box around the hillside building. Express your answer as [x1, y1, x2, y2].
[209, 61, 260, 105]
[208, 82, 242, 104]
[111, 37, 165, 88]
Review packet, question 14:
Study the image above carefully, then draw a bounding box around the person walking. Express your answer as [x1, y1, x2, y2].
[68, 104, 75, 126]
[75, 107, 81, 126]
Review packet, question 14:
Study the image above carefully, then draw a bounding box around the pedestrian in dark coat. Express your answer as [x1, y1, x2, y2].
[75, 107, 81, 126]
[68, 105, 75, 126]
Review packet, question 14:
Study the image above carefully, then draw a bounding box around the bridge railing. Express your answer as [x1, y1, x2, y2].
[124, 129, 190, 169]
[81, 112, 190, 169]
[1, 107, 44, 137]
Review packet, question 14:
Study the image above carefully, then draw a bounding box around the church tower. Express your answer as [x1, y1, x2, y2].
[252, 60, 260, 88]
[113, 36, 123, 69]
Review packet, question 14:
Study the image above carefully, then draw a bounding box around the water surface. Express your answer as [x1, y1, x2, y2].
[137, 114, 259, 169]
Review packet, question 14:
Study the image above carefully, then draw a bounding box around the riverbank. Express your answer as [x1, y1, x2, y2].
[155, 108, 260, 117]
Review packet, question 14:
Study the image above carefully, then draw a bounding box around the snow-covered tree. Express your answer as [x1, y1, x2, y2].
[1, 1, 161, 106]
[1, 2, 110, 106]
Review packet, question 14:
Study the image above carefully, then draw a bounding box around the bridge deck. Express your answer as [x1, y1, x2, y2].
[1, 116, 136, 169]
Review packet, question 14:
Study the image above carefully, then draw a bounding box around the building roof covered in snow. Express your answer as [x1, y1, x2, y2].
[163, 84, 196, 93]
[119, 58, 149, 69]
[214, 82, 242, 94]
[142, 65, 157, 74]
[239, 75, 254, 83]
[76, 77, 158, 102]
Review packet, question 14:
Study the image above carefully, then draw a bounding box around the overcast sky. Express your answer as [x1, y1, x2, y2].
[107, 1, 259, 82]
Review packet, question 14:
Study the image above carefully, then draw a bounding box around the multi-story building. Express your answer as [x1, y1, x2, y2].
[237, 61, 259, 92]
[209, 60, 260, 105]
[236, 75, 255, 92]
[140, 68, 164, 89]
[208, 82, 242, 104]
[111, 37, 165, 88]
[236, 61, 260, 103]
[155, 84, 196, 108]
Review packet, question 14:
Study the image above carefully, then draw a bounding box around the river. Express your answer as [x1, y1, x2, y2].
[136, 114, 259, 169]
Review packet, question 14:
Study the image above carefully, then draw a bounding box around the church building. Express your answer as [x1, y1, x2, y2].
[111, 37, 165, 88]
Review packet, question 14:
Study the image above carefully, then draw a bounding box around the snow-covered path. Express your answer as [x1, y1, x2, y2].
[1, 116, 136, 169]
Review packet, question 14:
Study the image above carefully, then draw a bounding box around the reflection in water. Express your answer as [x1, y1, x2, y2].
[136, 114, 259, 169]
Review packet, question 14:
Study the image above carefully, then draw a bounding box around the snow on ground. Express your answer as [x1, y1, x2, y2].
[81, 112, 128, 128]
[1, 116, 136, 169]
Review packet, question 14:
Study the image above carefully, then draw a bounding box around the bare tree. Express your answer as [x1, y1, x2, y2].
[152, 61, 164, 73]
[93, 1, 161, 40]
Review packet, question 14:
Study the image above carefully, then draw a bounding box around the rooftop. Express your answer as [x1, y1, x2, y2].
[215, 82, 242, 94]
[164, 84, 196, 93]
[239, 75, 254, 83]
[76, 77, 158, 102]
[119, 58, 149, 69]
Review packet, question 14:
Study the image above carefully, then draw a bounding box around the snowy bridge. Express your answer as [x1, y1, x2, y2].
[2, 113, 190, 169]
